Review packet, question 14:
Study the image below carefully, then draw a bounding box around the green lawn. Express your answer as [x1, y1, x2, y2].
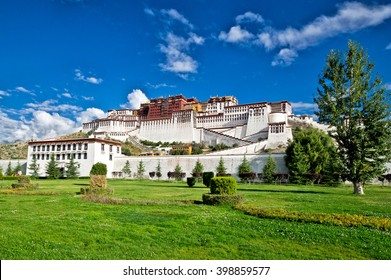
[0, 179, 390, 260]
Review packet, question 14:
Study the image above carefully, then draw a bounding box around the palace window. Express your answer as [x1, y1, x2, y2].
[84, 143, 88, 150]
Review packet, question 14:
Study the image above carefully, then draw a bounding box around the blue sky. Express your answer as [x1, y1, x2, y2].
[0, 0, 391, 143]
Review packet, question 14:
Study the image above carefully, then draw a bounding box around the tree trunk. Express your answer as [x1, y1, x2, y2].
[353, 181, 365, 195]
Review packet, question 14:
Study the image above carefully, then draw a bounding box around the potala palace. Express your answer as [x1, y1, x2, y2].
[18, 95, 330, 179]
[82, 95, 306, 148]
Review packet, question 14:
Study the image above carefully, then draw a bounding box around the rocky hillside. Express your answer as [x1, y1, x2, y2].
[0, 142, 28, 160]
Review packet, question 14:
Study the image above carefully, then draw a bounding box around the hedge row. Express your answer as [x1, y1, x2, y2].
[234, 205, 391, 231]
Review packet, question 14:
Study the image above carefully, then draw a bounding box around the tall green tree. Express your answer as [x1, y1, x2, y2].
[192, 159, 204, 176]
[216, 157, 227, 175]
[28, 157, 40, 178]
[238, 156, 252, 174]
[65, 157, 79, 179]
[136, 160, 145, 179]
[13, 161, 23, 175]
[156, 161, 162, 179]
[285, 128, 341, 184]
[263, 156, 277, 184]
[315, 41, 391, 194]
[122, 160, 131, 178]
[46, 153, 61, 179]
[6, 162, 13, 176]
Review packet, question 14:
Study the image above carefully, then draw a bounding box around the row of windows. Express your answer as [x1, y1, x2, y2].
[101, 144, 120, 153]
[33, 153, 88, 160]
[32, 143, 88, 152]
[270, 124, 285, 133]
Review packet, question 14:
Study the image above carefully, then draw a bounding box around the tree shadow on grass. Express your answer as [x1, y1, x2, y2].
[73, 183, 90, 186]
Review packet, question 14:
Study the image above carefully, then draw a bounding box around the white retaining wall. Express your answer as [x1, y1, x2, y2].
[113, 153, 288, 180]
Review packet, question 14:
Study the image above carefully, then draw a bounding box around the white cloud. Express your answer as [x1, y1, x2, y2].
[161, 9, 194, 29]
[144, 8, 155, 17]
[76, 107, 106, 125]
[75, 69, 103, 84]
[271, 48, 298, 66]
[218, 25, 254, 43]
[62, 93, 72, 98]
[221, 2, 391, 66]
[23, 100, 82, 115]
[145, 82, 176, 89]
[15, 86, 31, 93]
[236, 12, 264, 24]
[0, 90, 11, 98]
[291, 102, 318, 112]
[82, 96, 94, 101]
[385, 83, 391, 90]
[159, 32, 204, 78]
[0, 105, 108, 143]
[121, 89, 149, 109]
[386, 43, 391, 50]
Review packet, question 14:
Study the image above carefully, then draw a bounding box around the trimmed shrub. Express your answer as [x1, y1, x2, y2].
[1, 176, 19, 181]
[11, 176, 38, 189]
[210, 176, 237, 195]
[202, 193, 243, 206]
[90, 162, 107, 176]
[187, 177, 196, 187]
[202, 172, 214, 187]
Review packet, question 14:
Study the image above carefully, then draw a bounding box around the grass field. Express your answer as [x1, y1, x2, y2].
[0, 179, 390, 260]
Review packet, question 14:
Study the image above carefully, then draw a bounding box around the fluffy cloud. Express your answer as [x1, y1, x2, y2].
[220, 2, 391, 66]
[271, 48, 298, 66]
[144, 8, 155, 17]
[159, 32, 204, 78]
[76, 107, 106, 125]
[0, 90, 11, 99]
[386, 43, 391, 50]
[121, 89, 149, 109]
[15, 86, 31, 93]
[219, 25, 254, 43]
[154, 9, 204, 79]
[75, 69, 103, 84]
[385, 83, 391, 90]
[0, 105, 106, 143]
[235, 12, 263, 24]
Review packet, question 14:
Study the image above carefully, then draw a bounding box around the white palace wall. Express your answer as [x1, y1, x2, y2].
[113, 153, 289, 180]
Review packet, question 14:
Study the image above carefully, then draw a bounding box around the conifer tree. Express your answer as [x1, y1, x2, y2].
[156, 161, 162, 179]
[46, 153, 61, 179]
[6, 162, 13, 176]
[315, 41, 391, 194]
[285, 128, 340, 184]
[216, 157, 227, 175]
[263, 156, 277, 183]
[136, 160, 145, 179]
[65, 157, 79, 179]
[13, 161, 23, 175]
[28, 157, 40, 178]
[122, 160, 131, 178]
[192, 159, 204, 177]
[238, 156, 252, 174]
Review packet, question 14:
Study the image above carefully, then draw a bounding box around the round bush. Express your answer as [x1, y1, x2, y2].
[90, 162, 107, 176]
[210, 176, 237, 195]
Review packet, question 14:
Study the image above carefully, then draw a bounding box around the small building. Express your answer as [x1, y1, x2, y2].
[26, 138, 122, 178]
